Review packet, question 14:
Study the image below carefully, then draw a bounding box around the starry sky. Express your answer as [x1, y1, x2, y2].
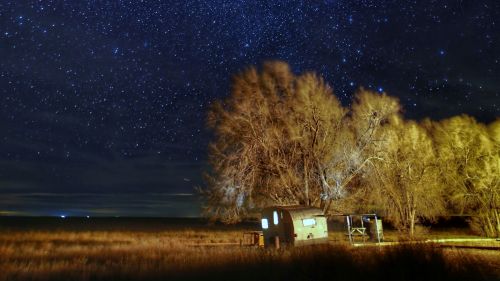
[0, 1, 499, 217]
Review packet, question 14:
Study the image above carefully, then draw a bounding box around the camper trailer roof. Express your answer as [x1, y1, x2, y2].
[264, 206, 325, 220]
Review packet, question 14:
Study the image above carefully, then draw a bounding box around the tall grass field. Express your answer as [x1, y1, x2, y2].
[0, 217, 498, 281]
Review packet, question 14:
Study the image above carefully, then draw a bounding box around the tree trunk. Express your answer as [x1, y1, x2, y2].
[409, 210, 416, 238]
[495, 209, 500, 237]
[485, 213, 495, 237]
[304, 157, 310, 206]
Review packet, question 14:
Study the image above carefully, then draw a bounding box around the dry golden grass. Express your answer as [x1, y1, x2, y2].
[0, 227, 498, 281]
[0, 229, 250, 280]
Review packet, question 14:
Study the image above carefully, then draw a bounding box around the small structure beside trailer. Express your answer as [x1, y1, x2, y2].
[344, 214, 384, 243]
[261, 206, 329, 248]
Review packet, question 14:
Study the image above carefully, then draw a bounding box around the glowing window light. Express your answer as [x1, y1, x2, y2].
[273, 211, 279, 225]
[261, 218, 269, 229]
[302, 218, 316, 227]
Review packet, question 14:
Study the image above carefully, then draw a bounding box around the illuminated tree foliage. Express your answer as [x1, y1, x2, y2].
[202, 61, 398, 223]
[203, 61, 499, 237]
[203, 62, 343, 223]
[432, 116, 499, 237]
[364, 117, 444, 236]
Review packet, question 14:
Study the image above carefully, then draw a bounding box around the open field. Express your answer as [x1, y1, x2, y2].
[0, 217, 498, 281]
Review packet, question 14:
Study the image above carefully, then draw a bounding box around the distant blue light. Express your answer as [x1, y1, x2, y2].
[378, 87, 383, 92]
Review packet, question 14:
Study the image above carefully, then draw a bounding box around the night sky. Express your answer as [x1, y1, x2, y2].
[1, 1, 499, 217]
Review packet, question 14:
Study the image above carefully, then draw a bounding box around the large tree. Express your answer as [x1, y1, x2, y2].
[433, 116, 500, 237]
[202, 61, 399, 223]
[203, 62, 344, 222]
[364, 117, 444, 236]
[316, 89, 401, 214]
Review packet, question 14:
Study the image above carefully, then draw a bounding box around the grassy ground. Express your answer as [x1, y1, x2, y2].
[0, 218, 498, 281]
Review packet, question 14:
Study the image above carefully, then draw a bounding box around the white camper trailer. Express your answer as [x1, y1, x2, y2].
[261, 206, 328, 247]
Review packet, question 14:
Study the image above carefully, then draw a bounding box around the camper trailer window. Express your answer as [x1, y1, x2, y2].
[261, 218, 269, 229]
[302, 218, 316, 227]
[273, 211, 279, 225]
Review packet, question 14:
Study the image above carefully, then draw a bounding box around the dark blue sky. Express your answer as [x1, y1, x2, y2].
[0, 1, 498, 216]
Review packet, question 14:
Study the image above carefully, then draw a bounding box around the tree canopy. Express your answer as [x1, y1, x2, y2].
[202, 61, 499, 237]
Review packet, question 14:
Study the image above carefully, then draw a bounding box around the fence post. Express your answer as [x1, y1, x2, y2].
[274, 236, 280, 249]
